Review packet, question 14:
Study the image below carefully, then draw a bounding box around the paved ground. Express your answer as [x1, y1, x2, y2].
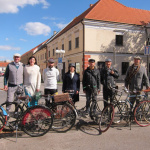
[0, 77, 150, 150]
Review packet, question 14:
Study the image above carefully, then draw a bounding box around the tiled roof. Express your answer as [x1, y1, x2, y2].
[21, 39, 49, 57]
[53, 0, 150, 40]
[85, 0, 150, 25]
[0, 62, 9, 67]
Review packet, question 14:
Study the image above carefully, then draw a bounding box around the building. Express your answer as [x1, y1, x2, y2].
[22, 0, 150, 81]
[0, 61, 10, 72]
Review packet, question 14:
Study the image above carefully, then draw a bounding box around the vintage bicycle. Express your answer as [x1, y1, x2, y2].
[111, 86, 150, 129]
[0, 86, 53, 137]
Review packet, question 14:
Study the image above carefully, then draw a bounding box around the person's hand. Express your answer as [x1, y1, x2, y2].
[76, 91, 79, 94]
[4, 85, 8, 91]
[36, 89, 40, 92]
[97, 89, 100, 94]
[110, 70, 114, 74]
[83, 90, 86, 93]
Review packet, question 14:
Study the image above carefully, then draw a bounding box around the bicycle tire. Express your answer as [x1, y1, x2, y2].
[99, 104, 114, 133]
[22, 105, 53, 137]
[113, 102, 129, 124]
[134, 100, 150, 127]
[0, 107, 7, 131]
[52, 102, 76, 133]
[1, 102, 23, 130]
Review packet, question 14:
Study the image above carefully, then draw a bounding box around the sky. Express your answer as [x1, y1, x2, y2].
[0, 0, 150, 61]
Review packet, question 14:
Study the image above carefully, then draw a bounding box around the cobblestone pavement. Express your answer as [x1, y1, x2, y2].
[0, 77, 150, 150]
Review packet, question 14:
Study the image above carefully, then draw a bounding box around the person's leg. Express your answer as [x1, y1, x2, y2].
[85, 89, 91, 114]
[6, 86, 17, 111]
[103, 88, 109, 108]
[44, 89, 51, 106]
[90, 89, 97, 116]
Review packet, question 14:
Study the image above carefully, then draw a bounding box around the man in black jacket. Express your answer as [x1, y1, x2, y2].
[82, 59, 100, 117]
[100, 59, 119, 108]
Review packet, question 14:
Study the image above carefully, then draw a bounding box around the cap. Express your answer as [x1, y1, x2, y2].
[69, 63, 75, 67]
[13, 53, 21, 57]
[134, 56, 141, 60]
[105, 58, 112, 62]
[88, 59, 95, 62]
[48, 58, 54, 63]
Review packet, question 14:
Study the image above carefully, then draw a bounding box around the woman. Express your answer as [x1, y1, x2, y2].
[24, 56, 41, 106]
[62, 63, 80, 104]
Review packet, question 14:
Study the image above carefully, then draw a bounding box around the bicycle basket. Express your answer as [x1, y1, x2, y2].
[54, 93, 70, 103]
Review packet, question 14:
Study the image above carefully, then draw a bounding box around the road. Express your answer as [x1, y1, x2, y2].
[0, 76, 150, 150]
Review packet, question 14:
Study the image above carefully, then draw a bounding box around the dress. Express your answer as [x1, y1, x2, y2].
[24, 65, 41, 96]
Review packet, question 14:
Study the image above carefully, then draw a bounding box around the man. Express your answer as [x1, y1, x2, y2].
[125, 56, 150, 107]
[100, 59, 119, 108]
[82, 59, 100, 117]
[43, 58, 59, 105]
[4, 53, 24, 109]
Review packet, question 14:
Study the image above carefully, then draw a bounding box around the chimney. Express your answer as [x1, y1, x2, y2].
[90, 4, 93, 7]
[53, 31, 57, 35]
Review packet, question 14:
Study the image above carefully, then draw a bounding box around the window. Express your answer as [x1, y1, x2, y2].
[122, 62, 129, 75]
[146, 37, 150, 46]
[49, 51, 50, 57]
[116, 35, 123, 46]
[75, 37, 79, 48]
[53, 49, 55, 56]
[62, 44, 64, 50]
[69, 40, 72, 50]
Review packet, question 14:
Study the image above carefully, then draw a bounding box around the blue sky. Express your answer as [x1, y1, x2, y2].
[0, 0, 150, 61]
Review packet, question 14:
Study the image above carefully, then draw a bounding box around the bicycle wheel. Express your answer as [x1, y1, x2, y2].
[134, 100, 150, 127]
[113, 102, 129, 124]
[0, 107, 7, 131]
[99, 104, 114, 133]
[1, 102, 23, 130]
[52, 102, 76, 132]
[22, 105, 53, 137]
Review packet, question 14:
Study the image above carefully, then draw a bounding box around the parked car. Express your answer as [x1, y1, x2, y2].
[0, 71, 4, 76]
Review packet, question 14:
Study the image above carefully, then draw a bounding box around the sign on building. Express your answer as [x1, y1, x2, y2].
[58, 57, 62, 63]
[144, 46, 150, 55]
[57, 63, 63, 69]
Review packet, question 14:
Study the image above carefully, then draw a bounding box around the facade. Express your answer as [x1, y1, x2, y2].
[0, 61, 10, 72]
[21, 0, 150, 81]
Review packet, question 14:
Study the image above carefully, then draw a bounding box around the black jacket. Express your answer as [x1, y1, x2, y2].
[82, 67, 100, 90]
[100, 66, 119, 89]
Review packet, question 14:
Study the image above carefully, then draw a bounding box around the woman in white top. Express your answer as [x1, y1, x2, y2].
[24, 56, 41, 106]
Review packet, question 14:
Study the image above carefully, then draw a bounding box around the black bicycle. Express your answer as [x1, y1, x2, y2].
[65, 87, 115, 133]
[1, 86, 53, 137]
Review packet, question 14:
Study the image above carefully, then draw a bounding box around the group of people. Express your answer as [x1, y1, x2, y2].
[4, 53, 150, 117]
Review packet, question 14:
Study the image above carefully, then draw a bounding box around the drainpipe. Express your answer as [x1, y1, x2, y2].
[145, 26, 149, 77]
[81, 20, 85, 72]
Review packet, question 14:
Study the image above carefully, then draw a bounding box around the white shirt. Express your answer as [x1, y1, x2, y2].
[43, 67, 59, 89]
[24, 65, 41, 96]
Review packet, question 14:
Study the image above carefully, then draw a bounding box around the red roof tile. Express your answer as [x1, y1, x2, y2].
[0, 62, 9, 67]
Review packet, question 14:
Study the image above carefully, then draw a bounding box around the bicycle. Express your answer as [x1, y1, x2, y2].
[38, 92, 76, 133]
[111, 86, 150, 129]
[0, 86, 53, 137]
[65, 87, 115, 133]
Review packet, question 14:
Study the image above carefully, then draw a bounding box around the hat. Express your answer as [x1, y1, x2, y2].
[69, 63, 75, 67]
[48, 58, 54, 63]
[13, 53, 21, 57]
[134, 56, 141, 60]
[88, 59, 95, 62]
[105, 58, 112, 62]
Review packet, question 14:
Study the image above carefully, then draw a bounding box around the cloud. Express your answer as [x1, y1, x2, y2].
[22, 22, 51, 36]
[0, 0, 50, 13]
[5, 38, 9, 41]
[20, 38, 27, 42]
[0, 45, 21, 51]
[42, 16, 58, 21]
[55, 22, 68, 30]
